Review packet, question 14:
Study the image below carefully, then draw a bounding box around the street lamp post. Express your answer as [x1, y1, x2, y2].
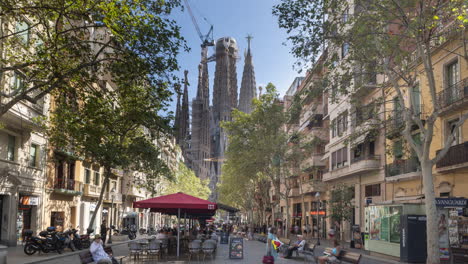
[108, 188, 115, 244]
[315, 192, 321, 245]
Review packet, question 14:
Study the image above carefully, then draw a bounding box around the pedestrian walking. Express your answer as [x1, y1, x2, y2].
[100, 220, 108, 245]
[306, 224, 311, 238]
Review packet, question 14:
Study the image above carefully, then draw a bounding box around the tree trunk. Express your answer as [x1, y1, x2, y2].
[285, 194, 291, 239]
[421, 161, 440, 264]
[87, 167, 110, 233]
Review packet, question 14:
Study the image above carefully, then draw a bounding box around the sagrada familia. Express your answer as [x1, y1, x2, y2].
[175, 36, 257, 202]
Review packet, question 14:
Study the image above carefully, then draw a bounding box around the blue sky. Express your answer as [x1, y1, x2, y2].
[170, 0, 302, 111]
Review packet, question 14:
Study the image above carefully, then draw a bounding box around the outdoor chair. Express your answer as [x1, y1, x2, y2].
[204, 239, 217, 251]
[129, 241, 143, 260]
[169, 236, 177, 252]
[202, 240, 216, 261]
[147, 240, 161, 261]
[188, 241, 202, 261]
[160, 238, 169, 256]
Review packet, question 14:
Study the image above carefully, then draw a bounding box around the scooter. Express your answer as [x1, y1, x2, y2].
[23, 228, 63, 255]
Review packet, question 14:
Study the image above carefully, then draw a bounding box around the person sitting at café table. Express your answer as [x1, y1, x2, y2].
[90, 234, 117, 264]
[156, 230, 167, 240]
[283, 235, 306, 259]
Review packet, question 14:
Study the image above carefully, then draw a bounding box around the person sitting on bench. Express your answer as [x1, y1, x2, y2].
[318, 240, 341, 264]
[284, 235, 306, 259]
[90, 234, 117, 264]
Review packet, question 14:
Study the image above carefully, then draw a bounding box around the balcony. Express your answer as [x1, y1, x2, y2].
[386, 158, 421, 182]
[104, 192, 123, 203]
[54, 179, 82, 196]
[301, 154, 325, 171]
[436, 78, 468, 115]
[436, 142, 468, 172]
[386, 116, 404, 139]
[83, 184, 102, 197]
[323, 155, 380, 181]
[302, 180, 325, 193]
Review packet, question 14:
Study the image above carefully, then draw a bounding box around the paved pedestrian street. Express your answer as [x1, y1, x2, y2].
[9, 238, 401, 264]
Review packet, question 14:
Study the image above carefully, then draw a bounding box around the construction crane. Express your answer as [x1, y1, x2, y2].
[183, 0, 215, 62]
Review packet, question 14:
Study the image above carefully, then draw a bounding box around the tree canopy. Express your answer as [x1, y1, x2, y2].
[0, 0, 186, 116]
[162, 162, 210, 200]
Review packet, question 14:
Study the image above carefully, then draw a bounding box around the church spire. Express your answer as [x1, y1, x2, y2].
[238, 34, 257, 114]
[180, 70, 190, 143]
[174, 84, 181, 144]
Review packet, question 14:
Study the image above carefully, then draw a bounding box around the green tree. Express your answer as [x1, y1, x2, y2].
[0, 0, 185, 117]
[329, 184, 354, 241]
[274, 0, 467, 262]
[221, 83, 288, 227]
[163, 162, 210, 200]
[49, 80, 174, 232]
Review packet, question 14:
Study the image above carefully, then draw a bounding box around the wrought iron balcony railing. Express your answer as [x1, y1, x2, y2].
[436, 78, 468, 110]
[386, 158, 420, 177]
[436, 142, 468, 169]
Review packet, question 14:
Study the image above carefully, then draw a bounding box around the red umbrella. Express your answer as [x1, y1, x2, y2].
[133, 192, 217, 257]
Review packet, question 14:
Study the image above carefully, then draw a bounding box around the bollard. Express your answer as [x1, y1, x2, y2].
[0, 245, 7, 264]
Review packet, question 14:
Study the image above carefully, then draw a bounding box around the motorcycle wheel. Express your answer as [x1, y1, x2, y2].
[56, 242, 64, 254]
[74, 240, 83, 250]
[129, 233, 136, 240]
[23, 244, 37, 255]
[69, 242, 76, 251]
[82, 240, 90, 249]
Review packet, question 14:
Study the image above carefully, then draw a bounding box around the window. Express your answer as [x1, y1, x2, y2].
[393, 140, 403, 160]
[446, 60, 460, 103]
[342, 8, 349, 23]
[411, 83, 421, 116]
[365, 184, 381, 197]
[331, 147, 348, 169]
[111, 181, 117, 192]
[353, 143, 363, 160]
[15, 20, 30, 45]
[446, 60, 459, 88]
[29, 144, 38, 167]
[331, 120, 337, 138]
[85, 169, 91, 184]
[336, 111, 348, 136]
[94, 171, 100, 186]
[393, 97, 403, 125]
[342, 42, 350, 58]
[11, 72, 25, 91]
[447, 119, 460, 146]
[369, 141, 375, 156]
[7, 135, 15, 161]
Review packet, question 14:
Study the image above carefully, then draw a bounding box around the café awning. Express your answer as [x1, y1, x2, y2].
[133, 192, 217, 258]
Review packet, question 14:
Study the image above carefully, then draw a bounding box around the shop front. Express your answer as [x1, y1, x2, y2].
[364, 204, 424, 258]
[435, 197, 468, 263]
[17, 195, 39, 243]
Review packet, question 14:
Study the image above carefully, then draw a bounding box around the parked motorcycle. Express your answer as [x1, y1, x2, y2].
[23, 228, 63, 255]
[79, 228, 93, 249]
[59, 230, 76, 251]
[128, 225, 137, 240]
[69, 229, 83, 250]
[139, 228, 146, 235]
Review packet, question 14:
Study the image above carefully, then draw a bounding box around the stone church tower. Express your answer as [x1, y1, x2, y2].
[210, 37, 239, 202]
[175, 71, 191, 165]
[238, 35, 257, 113]
[191, 48, 211, 182]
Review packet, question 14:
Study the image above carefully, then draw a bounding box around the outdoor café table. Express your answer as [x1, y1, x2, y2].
[138, 240, 149, 256]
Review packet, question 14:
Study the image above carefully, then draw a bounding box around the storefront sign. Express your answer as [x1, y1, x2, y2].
[310, 211, 326, 215]
[19, 196, 38, 206]
[435, 198, 468, 208]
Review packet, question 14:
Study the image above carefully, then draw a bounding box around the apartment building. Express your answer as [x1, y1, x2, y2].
[0, 17, 49, 246]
